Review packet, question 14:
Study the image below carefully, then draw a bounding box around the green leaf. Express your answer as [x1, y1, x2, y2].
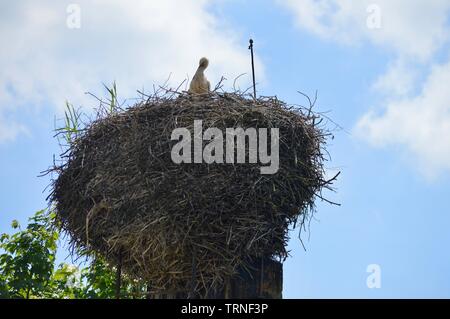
[11, 220, 19, 229]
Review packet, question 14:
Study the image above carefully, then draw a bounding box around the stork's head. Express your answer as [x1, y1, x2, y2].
[199, 57, 209, 69]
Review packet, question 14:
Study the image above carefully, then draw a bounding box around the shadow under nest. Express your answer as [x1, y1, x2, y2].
[47, 90, 337, 296]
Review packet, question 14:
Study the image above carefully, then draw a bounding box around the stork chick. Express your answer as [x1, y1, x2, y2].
[189, 57, 210, 95]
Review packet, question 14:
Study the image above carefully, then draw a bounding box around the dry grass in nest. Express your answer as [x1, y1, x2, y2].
[45, 87, 339, 296]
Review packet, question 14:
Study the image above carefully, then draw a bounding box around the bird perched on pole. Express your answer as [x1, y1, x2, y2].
[188, 57, 210, 95]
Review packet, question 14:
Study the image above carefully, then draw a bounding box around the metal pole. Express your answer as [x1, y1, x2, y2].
[248, 39, 256, 99]
[115, 252, 122, 299]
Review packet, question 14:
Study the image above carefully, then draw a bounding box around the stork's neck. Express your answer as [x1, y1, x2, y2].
[195, 66, 206, 75]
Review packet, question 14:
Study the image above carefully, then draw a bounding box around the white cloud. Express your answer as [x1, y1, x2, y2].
[279, 0, 450, 60]
[356, 60, 450, 177]
[0, 0, 260, 143]
[0, 117, 28, 144]
[280, 0, 450, 177]
[372, 59, 418, 97]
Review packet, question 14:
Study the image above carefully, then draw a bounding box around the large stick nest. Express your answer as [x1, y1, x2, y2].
[47, 89, 337, 295]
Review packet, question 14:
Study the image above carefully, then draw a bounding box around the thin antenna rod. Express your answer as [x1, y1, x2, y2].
[248, 38, 256, 99]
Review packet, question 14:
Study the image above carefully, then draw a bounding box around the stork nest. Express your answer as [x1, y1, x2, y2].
[46, 89, 338, 296]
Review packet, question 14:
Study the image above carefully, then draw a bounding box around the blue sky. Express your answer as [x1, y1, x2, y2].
[1, 0, 450, 298]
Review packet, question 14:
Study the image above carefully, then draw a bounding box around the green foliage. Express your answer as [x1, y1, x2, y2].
[0, 210, 147, 299]
[103, 81, 119, 113]
[45, 263, 83, 298]
[77, 257, 147, 299]
[0, 210, 58, 298]
[79, 258, 117, 298]
[55, 101, 82, 145]
[55, 82, 119, 148]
